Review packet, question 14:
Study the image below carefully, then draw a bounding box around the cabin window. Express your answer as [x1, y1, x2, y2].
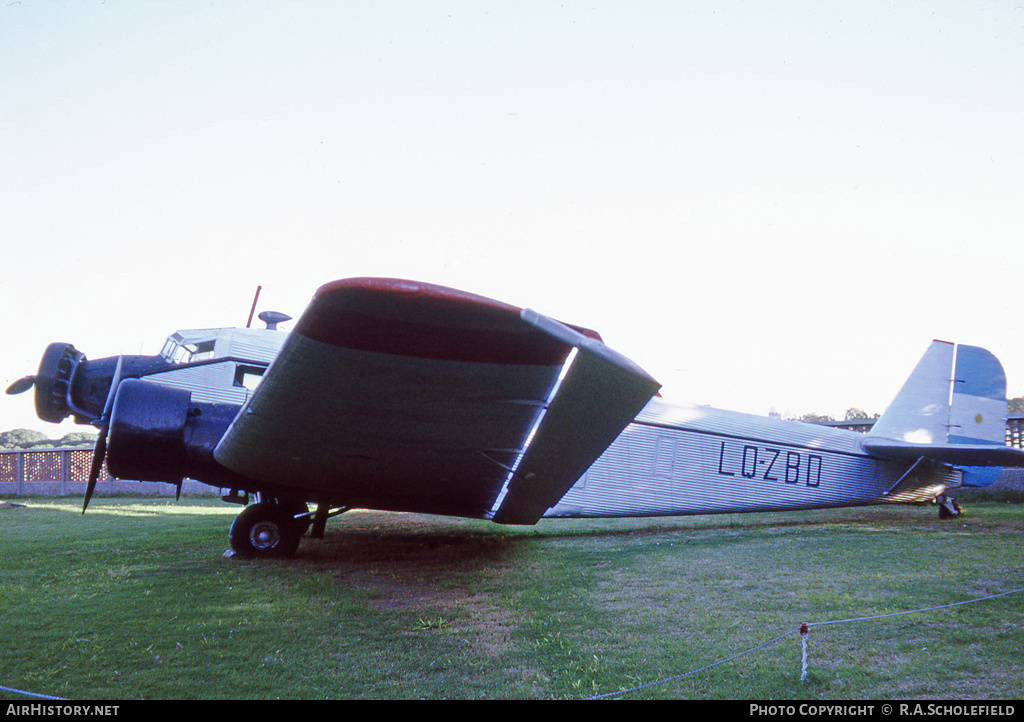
[188, 340, 216, 362]
[234, 364, 266, 391]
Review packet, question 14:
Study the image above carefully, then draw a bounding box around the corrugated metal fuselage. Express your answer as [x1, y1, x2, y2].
[66, 325, 957, 522]
[545, 398, 957, 520]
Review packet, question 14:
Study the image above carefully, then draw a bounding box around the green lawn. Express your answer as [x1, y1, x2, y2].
[0, 497, 1021, 700]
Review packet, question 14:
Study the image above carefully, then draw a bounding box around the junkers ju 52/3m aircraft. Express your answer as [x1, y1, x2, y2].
[8, 277, 1024, 558]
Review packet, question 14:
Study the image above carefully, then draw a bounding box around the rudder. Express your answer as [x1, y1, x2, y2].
[947, 344, 1008, 446]
[863, 340, 1023, 476]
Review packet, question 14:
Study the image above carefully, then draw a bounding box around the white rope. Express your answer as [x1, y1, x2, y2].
[797, 585, 1024, 684]
[807, 586, 1024, 629]
[0, 684, 69, 700]
[5, 588, 1022, 701]
[583, 628, 800, 699]
[583, 585, 1024, 699]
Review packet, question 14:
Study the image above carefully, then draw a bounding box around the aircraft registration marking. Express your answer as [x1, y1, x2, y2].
[716, 441, 822, 487]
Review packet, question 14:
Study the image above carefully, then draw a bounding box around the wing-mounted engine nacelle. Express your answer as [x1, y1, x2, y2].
[106, 379, 246, 488]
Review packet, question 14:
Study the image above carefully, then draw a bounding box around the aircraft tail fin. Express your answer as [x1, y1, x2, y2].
[862, 340, 1024, 473]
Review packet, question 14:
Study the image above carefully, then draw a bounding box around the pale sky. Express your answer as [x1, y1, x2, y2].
[3, 1, 1024, 437]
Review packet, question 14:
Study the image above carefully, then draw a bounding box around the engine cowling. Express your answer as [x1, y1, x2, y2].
[34, 342, 86, 423]
[101, 379, 260, 491]
[106, 379, 190, 483]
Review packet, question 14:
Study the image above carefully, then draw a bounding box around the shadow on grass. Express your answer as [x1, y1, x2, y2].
[282, 503, 952, 570]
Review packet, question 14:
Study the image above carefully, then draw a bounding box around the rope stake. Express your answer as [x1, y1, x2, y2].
[800, 623, 809, 682]
[587, 585, 1024, 698]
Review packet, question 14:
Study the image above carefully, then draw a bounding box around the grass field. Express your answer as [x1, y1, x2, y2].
[0, 496, 1021, 700]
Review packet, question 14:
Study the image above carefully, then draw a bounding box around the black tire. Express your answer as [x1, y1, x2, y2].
[229, 502, 304, 558]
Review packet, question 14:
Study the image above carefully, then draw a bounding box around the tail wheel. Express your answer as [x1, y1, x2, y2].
[229, 501, 306, 558]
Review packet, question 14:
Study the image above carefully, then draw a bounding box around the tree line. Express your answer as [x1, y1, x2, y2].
[0, 428, 99, 450]
[795, 396, 1024, 424]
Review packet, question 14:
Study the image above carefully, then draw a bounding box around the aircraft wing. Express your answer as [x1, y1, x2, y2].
[213, 278, 660, 523]
[490, 310, 661, 523]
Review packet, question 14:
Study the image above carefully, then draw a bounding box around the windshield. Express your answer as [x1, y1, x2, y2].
[161, 338, 217, 364]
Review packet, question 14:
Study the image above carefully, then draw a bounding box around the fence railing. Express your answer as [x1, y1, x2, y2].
[0, 446, 219, 497]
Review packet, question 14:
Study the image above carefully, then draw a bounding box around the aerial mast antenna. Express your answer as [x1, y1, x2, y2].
[246, 285, 262, 328]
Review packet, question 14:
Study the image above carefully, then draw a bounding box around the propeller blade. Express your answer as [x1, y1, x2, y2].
[83, 434, 106, 513]
[83, 355, 123, 514]
[99, 355, 124, 421]
[5, 376, 35, 395]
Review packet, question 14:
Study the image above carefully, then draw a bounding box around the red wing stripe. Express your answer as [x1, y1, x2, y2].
[295, 278, 597, 366]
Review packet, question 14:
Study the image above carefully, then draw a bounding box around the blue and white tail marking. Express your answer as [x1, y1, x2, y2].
[863, 340, 1024, 474]
[947, 344, 1009, 446]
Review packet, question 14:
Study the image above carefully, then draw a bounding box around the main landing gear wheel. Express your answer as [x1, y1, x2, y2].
[229, 501, 308, 558]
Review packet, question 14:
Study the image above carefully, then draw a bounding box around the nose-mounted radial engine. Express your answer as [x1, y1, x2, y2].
[6, 312, 291, 512]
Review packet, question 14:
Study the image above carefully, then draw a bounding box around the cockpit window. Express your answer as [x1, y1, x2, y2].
[163, 339, 217, 364]
[160, 339, 177, 360]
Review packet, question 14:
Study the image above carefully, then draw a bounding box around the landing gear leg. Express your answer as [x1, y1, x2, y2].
[229, 501, 306, 558]
[311, 503, 329, 539]
[309, 503, 348, 539]
[936, 494, 964, 520]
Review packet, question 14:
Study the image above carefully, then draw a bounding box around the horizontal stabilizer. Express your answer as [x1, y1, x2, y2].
[862, 437, 1024, 467]
[491, 310, 661, 525]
